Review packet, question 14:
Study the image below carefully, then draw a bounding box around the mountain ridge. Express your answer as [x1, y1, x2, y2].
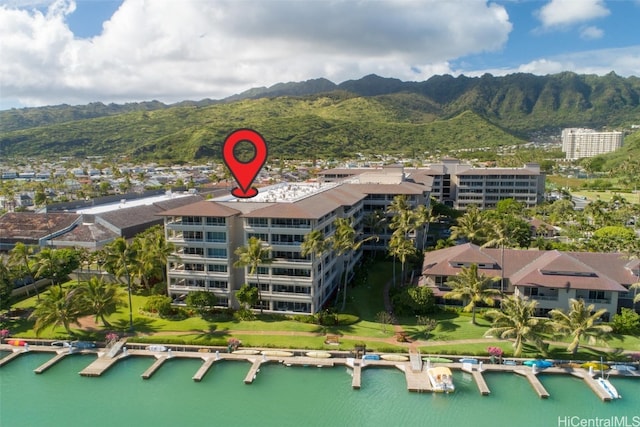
[1, 72, 638, 162]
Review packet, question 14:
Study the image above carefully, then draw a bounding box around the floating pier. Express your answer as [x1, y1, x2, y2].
[581, 373, 613, 402]
[351, 362, 362, 389]
[141, 356, 169, 379]
[514, 369, 550, 399]
[243, 359, 263, 384]
[471, 370, 491, 395]
[34, 351, 68, 374]
[192, 358, 216, 382]
[3, 342, 638, 401]
[0, 350, 26, 367]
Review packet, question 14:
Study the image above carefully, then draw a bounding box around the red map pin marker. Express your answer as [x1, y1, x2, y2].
[222, 129, 268, 198]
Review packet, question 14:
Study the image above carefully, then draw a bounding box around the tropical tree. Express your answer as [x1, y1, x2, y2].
[301, 229, 328, 299]
[234, 237, 272, 313]
[9, 242, 38, 300]
[415, 203, 441, 251]
[76, 277, 126, 327]
[30, 286, 84, 336]
[102, 238, 137, 330]
[131, 225, 174, 293]
[548, 298, 613, 355]
[388, 230, 417, 286]
[484, 295, 547, 357]
[329, 217, 377, 310]
[236, 283, 259, 311]
[450, 206, 487, 245]
[0, 257, 13, 311]
[443, 263, 500, 325]
[33, 247, 61, 290]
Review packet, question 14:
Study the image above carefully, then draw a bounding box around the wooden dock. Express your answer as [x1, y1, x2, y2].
[404, 366, 432, 392]
[515, 369, 550, 398]
[34, 351, 68, 374]
[141, 356, 168, 379]
[352, 361, 362, 389]
[192, 358, 216, 382]
[79, 355, 123, 377]
[581, 374, 613, 402]
[471, 370, 491, 395]
[0, 350, 25, 367]
[244, 359, 263, 384]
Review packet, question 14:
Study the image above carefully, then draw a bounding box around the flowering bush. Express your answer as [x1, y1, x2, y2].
[105, 333, 119, 343]
[628, 352, 640, 362]
[0, 329, 10, 339]
[487, 346, 504, 357]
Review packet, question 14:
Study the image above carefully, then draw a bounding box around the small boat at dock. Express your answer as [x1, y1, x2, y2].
[427, 366, 455, 393]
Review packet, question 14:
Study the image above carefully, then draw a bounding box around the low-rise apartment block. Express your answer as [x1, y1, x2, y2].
[161, 167, 431, 315]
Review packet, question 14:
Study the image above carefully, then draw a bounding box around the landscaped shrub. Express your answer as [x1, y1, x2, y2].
[337, 314, 359, 325]
[611, 308, 640, 335]
[143, 295, 173, 316]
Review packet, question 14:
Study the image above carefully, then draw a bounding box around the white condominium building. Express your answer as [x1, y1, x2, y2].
[561, 128, 624, 160]
[320, 159, 545, 210]
[160, 166, 430, 315]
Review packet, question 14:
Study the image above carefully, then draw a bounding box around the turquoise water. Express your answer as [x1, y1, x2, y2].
[1, 352, 638, 427]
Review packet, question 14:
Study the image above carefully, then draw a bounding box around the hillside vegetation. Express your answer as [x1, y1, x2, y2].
[1, 71, 639, 163]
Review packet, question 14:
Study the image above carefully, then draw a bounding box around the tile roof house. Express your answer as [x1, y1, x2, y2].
[420, 243, 638, 319]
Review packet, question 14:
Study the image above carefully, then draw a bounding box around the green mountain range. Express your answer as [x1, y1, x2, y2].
[1, 72, 638, 162]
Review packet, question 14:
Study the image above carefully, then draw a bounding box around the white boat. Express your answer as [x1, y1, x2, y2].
[596, 377, 621, 399]
[427, 366, 455, 393]
[611, 364, 636, 372]
[146, 345, 167, 352]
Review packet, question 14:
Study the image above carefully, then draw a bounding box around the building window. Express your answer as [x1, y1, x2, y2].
[247, 218, 269, 227]
[207, 264, 228, 273]
[272, 267, 311, 277]
[206, 231, 226, 242]
[182, 216, 202, 225]
[248, 233, 269, 242]
[206, 217, 226, 226]
[207, 248, 227, 259]
[183, 247, 204, 256]
[208, 280, 228, 289]
[271, 218, 311, 228]
[183, 231, 203, 241]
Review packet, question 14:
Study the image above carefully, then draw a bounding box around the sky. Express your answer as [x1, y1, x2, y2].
[0, 0, 639, 110]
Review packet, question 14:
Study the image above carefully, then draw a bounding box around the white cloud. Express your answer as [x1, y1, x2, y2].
[537, 0, 609, 29]
[464, 46, 640, 78]
[0, 0, 513, 107]
[580, 26, 603, 40]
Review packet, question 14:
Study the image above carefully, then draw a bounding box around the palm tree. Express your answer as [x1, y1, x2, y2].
[388, 230, 416, 286]
[300, 229, 328, 308]
[0, 256, 13, 311]
[102, 238, 137, 331]
[30, 286, 84, 336]
[415, 203, 441, 251]
[548, 298, 612, 355]
[33, 247, 62, 290]
[329, 217, 377, 311]
[9, 242, 38, 301]
[484, 295, 547, 357]
[77, 277, 126, 327]
[450, 206, 487, 245]
[443, 263, 501, 325]
[132, 226, 174, 293]
[234, 237, 273, 313]
[481, 219, 509, 296]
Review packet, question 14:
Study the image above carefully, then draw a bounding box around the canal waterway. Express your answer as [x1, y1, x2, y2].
[0, 352, 638, 427]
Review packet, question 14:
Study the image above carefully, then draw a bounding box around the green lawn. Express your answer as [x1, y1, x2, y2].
[4, 265, 640, 359]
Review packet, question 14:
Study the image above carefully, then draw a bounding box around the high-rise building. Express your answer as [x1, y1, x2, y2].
[561, 128, 623, 160]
